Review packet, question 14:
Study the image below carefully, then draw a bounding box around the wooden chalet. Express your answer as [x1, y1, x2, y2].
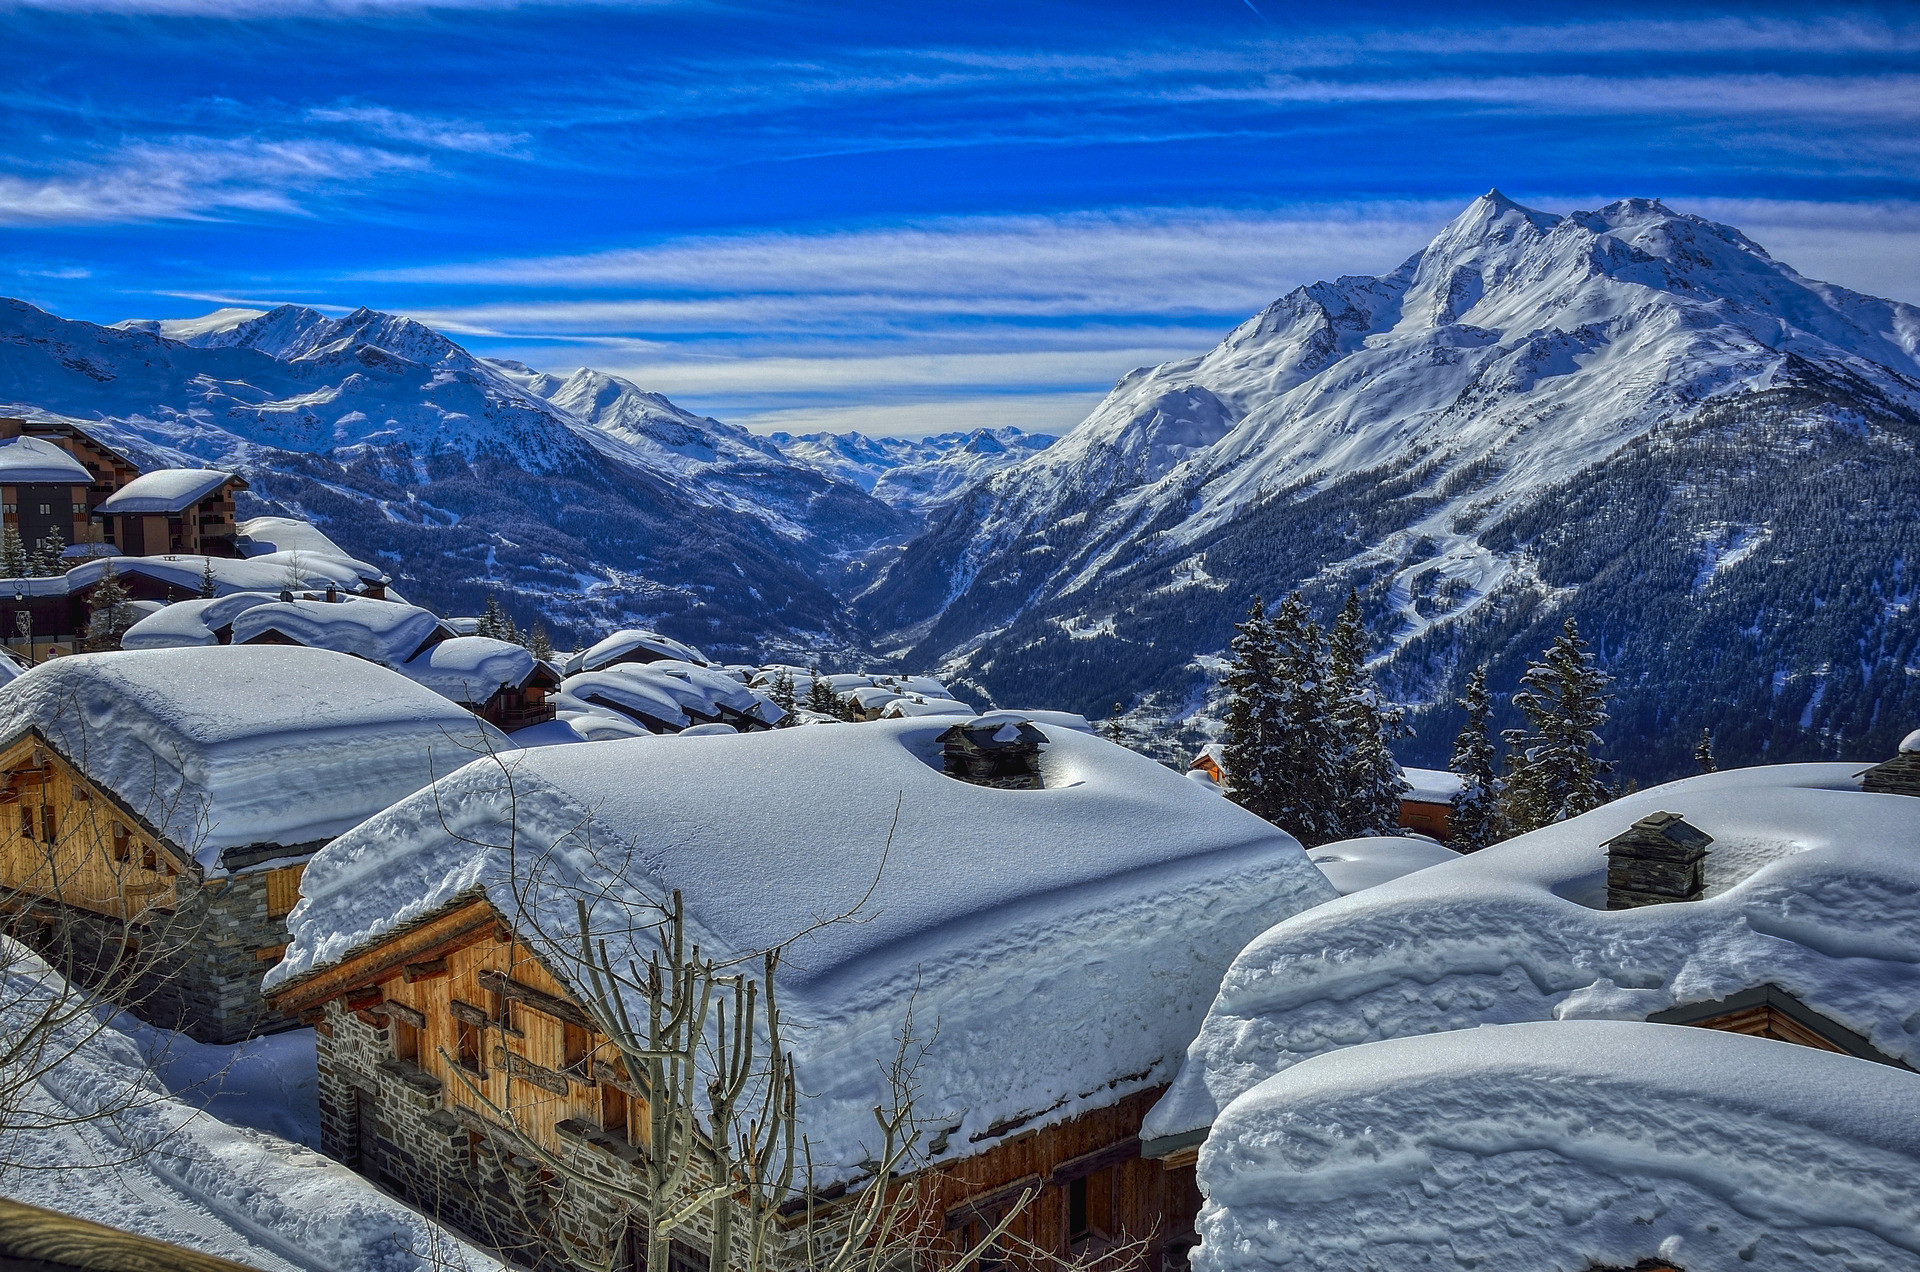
[1396, 768, 1464, 841]
[267, 892, 1204, 1272]
[1861, 731, 1920, 796]
[0, 416, 142, 551]
[0, 647, 509, 1044]
[0, 725, 306, 1044]
[261, 723, 1331, 1272]
[96, 469, 249, 559]
[1186, 744, 1225, 787]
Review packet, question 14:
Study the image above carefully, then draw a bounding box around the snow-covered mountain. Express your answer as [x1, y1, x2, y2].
[771, 427, 1056, 514]
[858, 193, 1920, 777]
[3, 299, 906, 658]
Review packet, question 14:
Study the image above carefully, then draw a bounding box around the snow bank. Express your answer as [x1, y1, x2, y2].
[0, 434, 92, 484]
[0, 939, 504, 1272]
[231, 598, 446, 667]
[1146, 763, 1920, 1143]
[1197, 1021, 1920, 1272]
[567, 628, 708, 673]
[269, 719, 1336, 1183]
[881, 696, 974, 718]
[120, 592, 281, 650]
[0, 647, 509, 867]
[1306, 835, 1459, 895]
[97, 468, 234, 515]
[398, 635, 538, 703]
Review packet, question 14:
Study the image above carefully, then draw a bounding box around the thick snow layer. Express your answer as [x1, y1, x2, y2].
[561, 660, 769, 730]
[120, 592, 281, 650]
[1306, 835, 1459, 895]
[0, 940, 505, 1271]
[881, 696, 975, 718]
[554, 707, 657, 742]
[12, 551, 378, 601]
[0, 434, 92, 484]
[0, 647, 508, 867]
[399, 636, 537, 703]
[269, 720, 1337, 1182]
[236, 517, 384, 583]
[231, 598, 446, 667]
[97, 468, 234, 515]
[1197, 1021, 1920, 1272]
[1400, 766, 1463, 802]
[976, 708, 1094, 735]
[1146, 763, 1920, 1142]
[568, 628, 709, 673]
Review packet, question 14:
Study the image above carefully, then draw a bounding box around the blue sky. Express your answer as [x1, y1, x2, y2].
[1, 1, 1915, 437]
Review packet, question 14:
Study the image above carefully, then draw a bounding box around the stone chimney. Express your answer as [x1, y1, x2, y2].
[938, 717, 1047, 790]
[1605, 811, 1712, 909]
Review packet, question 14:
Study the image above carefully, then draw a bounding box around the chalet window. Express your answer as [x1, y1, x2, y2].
[141, 844, 157, 871]
[112, 823, 130, 863]
[1068, 1165, 1117, 1249]
[392, 1014, 421, 1065]
[18, 805, 33, 841]
[600, 1082, 628, 1136]
[456, 1017, 484, 1074]
[563, 1021, 591, 1073]
[35, 505, 48, 516]
[40, 805, 55, 843]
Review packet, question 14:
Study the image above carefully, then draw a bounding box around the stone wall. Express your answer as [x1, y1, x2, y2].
[315, 999, 756, 1272]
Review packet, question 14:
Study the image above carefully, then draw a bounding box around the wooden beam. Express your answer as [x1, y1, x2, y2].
[0, 1197, 263, 1272]
[266, 897, 495, 1014]
[403, 957, 449, 983]
[477, 968, 595, 1031]
[380, 1000, 427, 1030]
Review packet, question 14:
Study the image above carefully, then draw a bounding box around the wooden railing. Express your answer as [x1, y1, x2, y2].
[0, 1196, 265, 1272]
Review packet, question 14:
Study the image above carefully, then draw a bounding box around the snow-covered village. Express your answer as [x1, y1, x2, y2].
[1, 5, 1919, 1272]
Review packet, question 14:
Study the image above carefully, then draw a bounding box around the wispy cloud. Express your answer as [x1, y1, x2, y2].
[0, 137, 420, 225]
[306, 105, 528, 153]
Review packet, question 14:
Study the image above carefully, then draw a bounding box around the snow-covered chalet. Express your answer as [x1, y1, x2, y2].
[0, 646, 508, 1042]
[263, 718, 1338, 1270]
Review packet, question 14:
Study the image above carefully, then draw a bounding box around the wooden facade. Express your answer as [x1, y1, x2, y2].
[0, 727, 318, 1041]
[1648, 983, 1914, 1070]
[272, 898, 1201, 1271]
[1396, 798, 1451, 840]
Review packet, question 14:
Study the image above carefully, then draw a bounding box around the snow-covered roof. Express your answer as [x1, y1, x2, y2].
[119, 592, 281, 650]
[0, 647, 508, 869]
[567, 628, 709, 674]
[96, 468, 237, 515]
[231, 597, 447, 667]
[7, 551, 380, 601]
[849, 685, 904, 711]
[880, 696, 975, 718]
[1196, 1021, 1920, 1272]
[0, 938, 509, 1272]
[1306, 835, 1460, 895]
[1400, 765, 1465, 803]
[553, 706, 656, 742]
[560, 660, 773, 731]
[267, 718, 1336, 1181]
[398, 636, 544, 704]
[235, 516, 385, 584]
[1145, 762, 1920, 1144]
[1902, 728, 1920, 754]
[977, 708, 1094, 735]
[0, 434, 92, 485]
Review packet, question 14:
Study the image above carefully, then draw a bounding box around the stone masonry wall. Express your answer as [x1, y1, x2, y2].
[315, 998, 761, 1272]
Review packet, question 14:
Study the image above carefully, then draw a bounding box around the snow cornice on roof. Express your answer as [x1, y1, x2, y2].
[97, 468, 240, 515]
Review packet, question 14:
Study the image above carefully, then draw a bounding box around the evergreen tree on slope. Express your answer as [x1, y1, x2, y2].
[1221, 598, 1282, 819]
[1224, 593, 1341, 845]
[1694, 728, 1716, 774]
[1447, 666, 1500, 851]
[1, 529, 26, 580]
[1501, 618, 1614, 833]
[1325, 589, 1410, 837]
[30, 527, 63, 578]
[806, 667, 838, 716]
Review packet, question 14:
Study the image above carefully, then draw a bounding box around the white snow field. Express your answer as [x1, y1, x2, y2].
[1195, 1020, 1920, 1272]
[0, 940, 505, 1272]
[267, 719, 1338, 1184]
[1146, 762, 1920, 1144]
[0, 647, 509, 869]
[1305, 835, 1459, 895]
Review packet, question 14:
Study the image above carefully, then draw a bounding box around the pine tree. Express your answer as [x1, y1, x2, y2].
[199, 557, 218, 599]
[477, 595, 509, 641]
[768, 669, 798, 722]
[1500, 618, 1614, 833]
[805, 667, 837, 716]
[30, 526, 64, 578]
[530, 623, 554, 662]
[1103, 703, 1125, 744]
[82, 561, 134, 652]
[1223, 593, 1342, 845]
[1324, 590, 1409, 837]
[1, 528, 27, 579]
[1694, 727, 1716, 774]
[1447, 666, 1500, 851]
